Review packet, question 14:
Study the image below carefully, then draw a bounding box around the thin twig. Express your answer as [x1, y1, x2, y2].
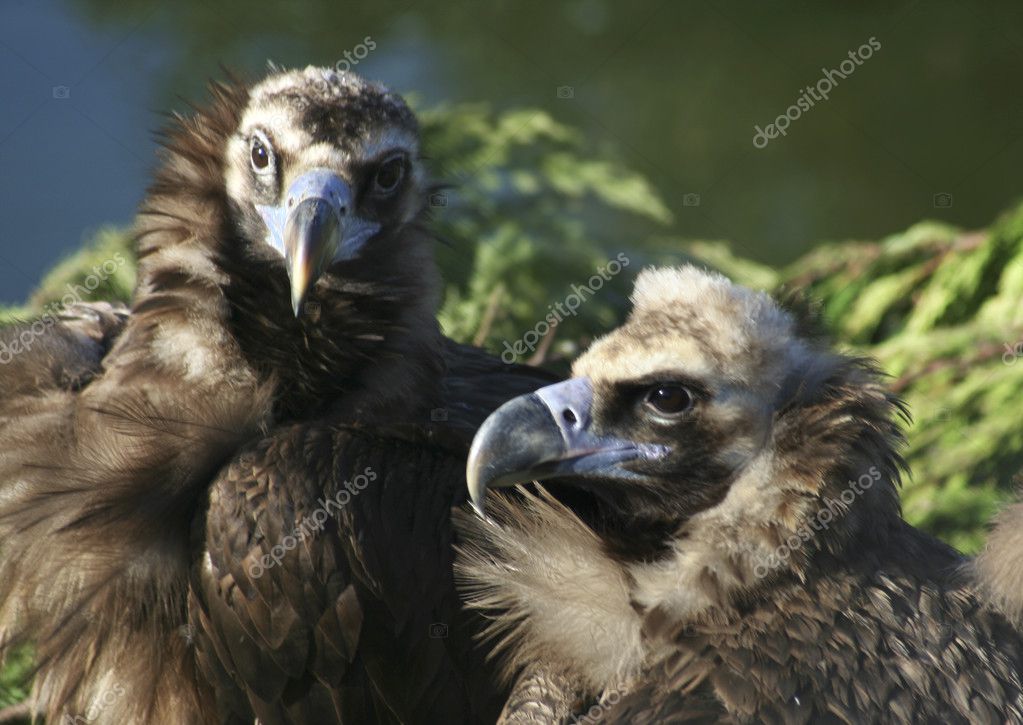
[528, 323, 558, 366]
[473, 284, 505, 347]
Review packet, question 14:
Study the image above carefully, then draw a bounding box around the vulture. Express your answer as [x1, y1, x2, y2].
[457, 265, 1023, 723]
[0, 66, 553, 724]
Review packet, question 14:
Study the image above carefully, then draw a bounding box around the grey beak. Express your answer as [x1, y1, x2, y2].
[284, 196, 342, 316]
[466, 378, 667, 517]
[258, 168, 382, 317]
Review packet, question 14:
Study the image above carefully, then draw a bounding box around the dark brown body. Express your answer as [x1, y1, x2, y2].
[608, 521, 1023, 723]
[0, 67, 556, 724]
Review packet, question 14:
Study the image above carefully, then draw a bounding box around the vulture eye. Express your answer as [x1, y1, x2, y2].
[643, 384, 695, 417]
[250, 134, 273, 173]
[372, 154, 406, 194]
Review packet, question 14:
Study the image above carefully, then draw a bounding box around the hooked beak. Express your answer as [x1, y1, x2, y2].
[258, 168, 381, 316]
[466, 377, 668, 518]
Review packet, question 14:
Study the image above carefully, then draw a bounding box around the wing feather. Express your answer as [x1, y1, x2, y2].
[193, 423, 508, 724]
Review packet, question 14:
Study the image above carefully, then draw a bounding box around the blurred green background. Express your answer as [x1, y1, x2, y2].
[3, 0, 1023, 301]
[3, 0, 1023, 714]
[6, 118, 1022, 556]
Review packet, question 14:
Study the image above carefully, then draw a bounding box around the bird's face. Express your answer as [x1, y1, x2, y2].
[468, 267, 812, 555]
[224, 67, 427, 315]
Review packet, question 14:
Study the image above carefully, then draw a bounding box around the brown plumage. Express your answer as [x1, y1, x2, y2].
[0, 66, 554, 724]
[457, 265, 1023, 723]
[189, 341, 556, 725]
[0, 302, 126, 408]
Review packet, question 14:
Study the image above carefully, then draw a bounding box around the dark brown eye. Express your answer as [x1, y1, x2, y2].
[644, 385, 694, 417]
[373, 155, 405, 194]
[250, 137, 271, 171]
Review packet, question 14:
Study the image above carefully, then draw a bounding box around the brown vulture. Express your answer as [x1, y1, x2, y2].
[0, 66, 553, 724]
[458, 265, 1023, 723]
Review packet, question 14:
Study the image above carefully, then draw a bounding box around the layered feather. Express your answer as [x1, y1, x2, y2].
[456, 266, 1023, 723]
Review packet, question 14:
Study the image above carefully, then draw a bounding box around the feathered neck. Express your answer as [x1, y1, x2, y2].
[455, 357, 911, 694]
[131, 77, 443, 422]
[217, 231, 443, 421]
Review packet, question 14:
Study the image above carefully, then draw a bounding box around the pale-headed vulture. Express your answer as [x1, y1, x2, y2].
[0, 67, 553, 724]
[459, 265, 1023, 723]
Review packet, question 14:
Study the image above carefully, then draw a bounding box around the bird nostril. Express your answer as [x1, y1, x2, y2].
[562, 408, 577, 425]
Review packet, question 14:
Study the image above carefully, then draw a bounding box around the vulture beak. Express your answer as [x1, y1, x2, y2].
[258, 169, 381, 316]
[467, 377, 668, 517]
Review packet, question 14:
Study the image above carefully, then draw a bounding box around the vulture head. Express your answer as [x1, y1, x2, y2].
[136, 66, 441, 417]
[221, 67, 428, 314]
[459, 265, 907, 689]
